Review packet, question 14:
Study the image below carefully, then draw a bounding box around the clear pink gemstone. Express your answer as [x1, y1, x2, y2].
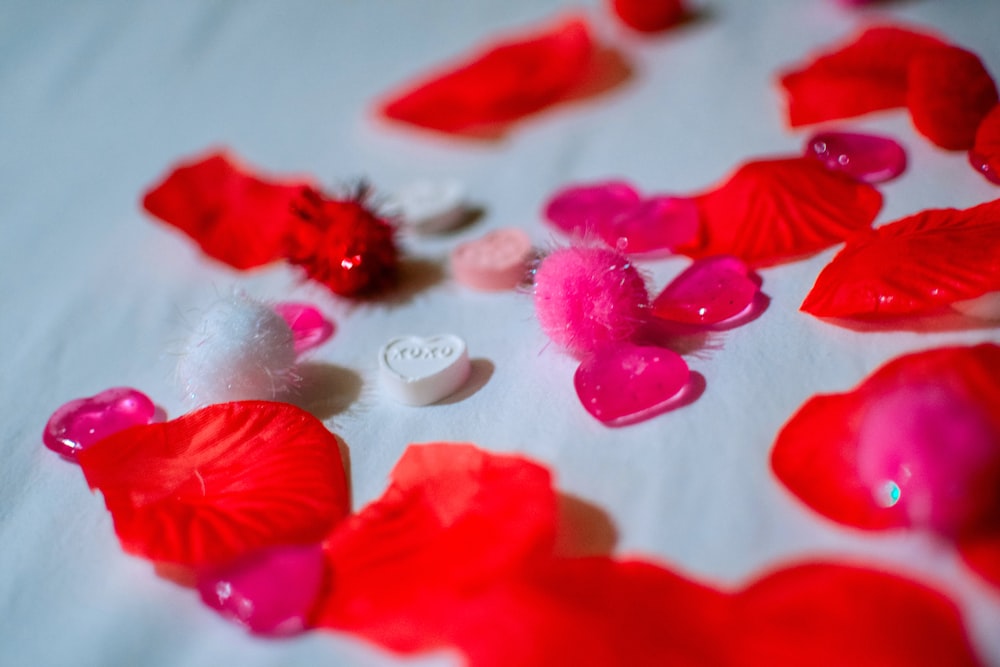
[574, 344, 690, 426]
[43, 387, 158, 461]
[197, 544, 325, 636]
[856, 384, 1000, 536]
[609, 196, 699, 254]
[805, 131, 907, 184]
[544, 181, 641, 238]
[969, 150, 1000, 185]
[273, 302, 335, 355]
[651, 256, 758, 326]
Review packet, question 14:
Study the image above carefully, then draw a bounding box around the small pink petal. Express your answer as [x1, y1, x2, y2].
[197, 544, 325, 636]
[805, 131, 907, 184]
[574, 344, 690, 426]
[544, 181, 641, 238]
[43, 387, 159, 461]
[273, 302, 335, 355]
[610, 196, 699, 254]
[855, 383, 1000, 536]
[651, 256, 758, 326]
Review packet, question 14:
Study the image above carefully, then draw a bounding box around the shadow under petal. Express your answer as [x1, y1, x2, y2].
[554, 492, 619, 557]
[289, 362, 364, 420]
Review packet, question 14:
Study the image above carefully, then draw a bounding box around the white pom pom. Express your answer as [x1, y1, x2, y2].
[178, 295, 297, 406]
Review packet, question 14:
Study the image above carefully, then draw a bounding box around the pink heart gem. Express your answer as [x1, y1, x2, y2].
[273, 302, 335, 355]
[805, 131, 907, 184]
[574, 344, 690, 426]
[969, 150, 1000, 186]
[608, 196, 699, 254]
[43, 387, 159, 461]
[544, 181, 641, 238]
[651, 256, 758, 326]
[197, 544, 325, 636]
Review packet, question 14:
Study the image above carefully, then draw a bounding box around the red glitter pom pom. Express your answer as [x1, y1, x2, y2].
[286, 186, 399, 297]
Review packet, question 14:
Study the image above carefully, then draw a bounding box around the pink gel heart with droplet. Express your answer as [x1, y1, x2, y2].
[574, 344, 690, 426]
[197, 543, 325, 636]
[43, 387, 159, 461]
[544, 181, 641, 238]
[273, 302, 334, 355]
[856, 383, 1000, 536]
[805, 131, 907, 184]
[969, 150, 1000, 186]
[652, 256, 758, 326]
[609, 196, 699, 254]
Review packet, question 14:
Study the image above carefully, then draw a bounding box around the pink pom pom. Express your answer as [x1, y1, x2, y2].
[533, 246, 649, 357]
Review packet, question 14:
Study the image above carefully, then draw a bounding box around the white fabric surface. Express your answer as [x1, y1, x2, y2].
[2, 0, 1000, 665]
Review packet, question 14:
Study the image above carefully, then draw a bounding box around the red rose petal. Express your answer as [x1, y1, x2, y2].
[379, 16, 594, 134]
[907, 46, 999, 150]
[314, 443, 558, 651]
[677, 157, 883, 267]
[142, 151, 311, 270]
[778, 25, 948, 127]
[772, 345, 1000, 533]
[959, 532, 1000, 589]
[971, 103, 1000, 184]
[78, 401, 349, 568]
[609, 0, 687, 33]
[736, 563, 981, 667]
[801, 199, 1000, 319]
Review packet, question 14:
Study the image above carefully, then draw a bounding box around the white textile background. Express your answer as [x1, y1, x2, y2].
[2, 0, 1000, 665]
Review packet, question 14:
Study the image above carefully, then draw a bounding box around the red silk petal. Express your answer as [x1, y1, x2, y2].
[778, 25, 947, 127]
[959, 532, 1000, 589]
[735, 563, 981, 667]
[142, 151, 311, 270]
[678, 157, 882, 267]
[801, 199, 1000, 319]
[78, 401, 349, 568]
[772, 345, 1000, 532]
[972, 104, 1000, 183]
[378, 16, 594, 134]
[907, 46, 999, 150]
[314, 443, 558, 651]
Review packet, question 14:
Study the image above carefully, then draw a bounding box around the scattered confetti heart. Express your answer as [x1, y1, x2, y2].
[273, 302, 335, 355]
[379, 334, 472, 406]
[43, 387, 159, 461]
[451, 227, 535, 291]
[651, 256, 758, 326]
[574, 343, 690, 425]
[394, 179, 468, 233]
[804, 131, 907, 184]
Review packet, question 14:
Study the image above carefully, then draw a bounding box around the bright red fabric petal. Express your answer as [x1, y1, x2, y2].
[801, 199, 1000, 319]
[971, 103, 1000, 181]
[677, 157, 882, 267]
[778, 25, 948, 127]
[378, 16, 594, 134]
[772, 345, 1000, 532]
[314, 443, 558, 651]
[907, 46, 999, 150]
[78, 401, 349, 568]
[959, 532, 1000, 589]
[141, 151, 311, 270]
[735, 563, 981, 667]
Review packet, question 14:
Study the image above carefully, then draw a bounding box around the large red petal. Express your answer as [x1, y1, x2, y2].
[772, 345, 1000, 532]
[734, 563, 981, 667]
[141, 151, 311, 270]
[907, 46, 999, 151]
[378, 16, 594, 134]
[801, 199, 1000, 319]
[78, 401, 349, 568]
[778, 25, 948, 127]
[677, 157, 882, 267]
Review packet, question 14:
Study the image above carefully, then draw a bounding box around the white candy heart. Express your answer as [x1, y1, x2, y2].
[379, 334, 471, 406]
[393, 179, 466, 233]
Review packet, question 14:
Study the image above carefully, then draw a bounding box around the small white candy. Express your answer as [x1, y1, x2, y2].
[952, 291, 1000, 320]
[379, 334, 471, 406]
[393, 179, 466, 233]
[178, 295, 297, 406]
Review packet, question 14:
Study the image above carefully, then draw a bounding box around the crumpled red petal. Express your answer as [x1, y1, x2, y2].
[142, 151, 311, 270]
[78, 401, 349, 568]
[971, 103, 1000, 183]
[378, 16, 594, 134]
[801, 199, 1000, 319]
[676, 157, 883, 267]
[959, 532, 1000, 589]
[907, 46, 999, 150]
[778, 25, 947, 127]
[771, 345, 1000, 533]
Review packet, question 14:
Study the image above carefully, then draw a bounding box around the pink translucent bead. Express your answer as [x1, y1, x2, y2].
[805, 131, 907, 184]
[273, 302, 334, 355]
[574, 344, 690, 426]
[196, 544, 325, 636]
[856, 384, 1000, 536]
[43, 387, 158, 461]
[969, 150, 1000, 185]
[651, 256, 757, 326]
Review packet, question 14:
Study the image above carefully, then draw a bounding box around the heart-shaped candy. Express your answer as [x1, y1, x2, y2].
[574, 344, 690, 426]
[652, 255, 758, 326]
[43, 387, 159, 460]
[379, 334, 471, 406]
[273, 302, 335, 355]
[450, 227, 534, 291]
[393, 179, 466, 233]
